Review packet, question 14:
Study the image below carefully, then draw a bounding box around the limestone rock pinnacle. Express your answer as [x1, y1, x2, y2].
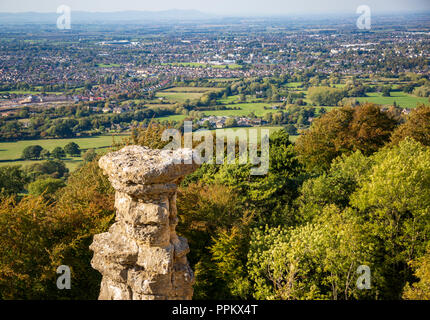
[90, 145, 198, 300]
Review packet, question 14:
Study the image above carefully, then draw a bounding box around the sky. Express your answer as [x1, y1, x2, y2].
[0, 0, 429, 15]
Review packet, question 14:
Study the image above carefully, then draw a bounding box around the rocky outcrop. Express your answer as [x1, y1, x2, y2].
[90, 145, 198, 300]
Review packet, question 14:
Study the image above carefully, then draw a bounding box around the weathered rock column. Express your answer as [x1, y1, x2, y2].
[90, 145, 198, 300]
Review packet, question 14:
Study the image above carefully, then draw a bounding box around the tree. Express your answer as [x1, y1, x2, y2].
[0, 160, 115, 299]
[308, 86, 345, 106]
[52, 147, 66, 159]
[25, 160, 69, 181]
[40, 149, 51, 159]
[296, 104, 397, 172]
[0, 166, 27, 196]
[381, 86, 391, 97]
[28, 178, 65, 197]
[64, 142, 81, 157]
[225, 118, 237, 128]
[82, 149, 98, 162]
[177, 183, 251, 299]
[403, 249, 430, 300]
[351, 139, 430, 298]
[390, 105, 430, 146]
[22, 145, 43, 160]
[248, 206, 376, 300]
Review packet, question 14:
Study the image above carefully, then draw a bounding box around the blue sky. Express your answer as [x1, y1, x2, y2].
[0, 0, 429, 15]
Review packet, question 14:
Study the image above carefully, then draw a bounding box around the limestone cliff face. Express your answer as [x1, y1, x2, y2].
[90, 145, 198, 300]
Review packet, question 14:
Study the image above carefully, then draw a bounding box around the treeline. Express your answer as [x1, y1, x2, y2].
[0, 105, 176, 141]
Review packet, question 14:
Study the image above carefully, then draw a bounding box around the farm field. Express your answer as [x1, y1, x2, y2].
[356, 92, 429, 109]
[218, 95, 240, 104]
[97, 63, 121, 68]
[0, 134, 129, 171]
[156, 100, 305, 122]
[204, 102, 274, 117]
[156, 87, 223, 103]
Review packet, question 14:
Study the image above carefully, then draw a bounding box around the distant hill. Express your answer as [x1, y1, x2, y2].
[0, 9, 217, 24]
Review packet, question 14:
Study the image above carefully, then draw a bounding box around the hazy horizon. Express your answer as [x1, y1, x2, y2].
[1, 0, 429, 16]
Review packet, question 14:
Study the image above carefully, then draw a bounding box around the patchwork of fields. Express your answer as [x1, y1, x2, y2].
[1, 83, 428, 172]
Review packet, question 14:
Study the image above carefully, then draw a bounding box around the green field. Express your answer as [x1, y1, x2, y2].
[156, 92, 205, 103]
[157, 101, 279, 122]
[156, 87, 224, 103]
[218, 95, 240, 104]
[356, 92, 429, 109]
[0, 134, 129, 171]
[97, 63, 121, 68]
[163, 87, 223, 93]
[285, 82, 303, 88]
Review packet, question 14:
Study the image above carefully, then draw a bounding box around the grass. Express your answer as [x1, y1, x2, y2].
[163, 87, 223, 93]
[285, 82, 303, 88]
[156, 101, 287, 122]
[156, 87, 224, 103]
[97, 63, 121, 68]
[156, 92, 204, 103]
[218, 95, 240, 104]
[356, 92, 430, 109]
[208, 78, 240, 82]
[0, 134, 129, 171]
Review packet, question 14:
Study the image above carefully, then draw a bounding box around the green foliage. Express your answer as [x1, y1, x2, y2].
[296, 151, 372, 222]
[248, 206, 377, 300]
[0, 160, 115, 299]
[28, 178, 66, 197]
[64, 142, 81, 157]
[403, 248, 430, 299]
[390, 105, 430, 146]
[82, 148, 98, 162]
[350, 139, 430, 298]
[25, 160, 69, 181]
[308, 86, 345, 106]
[51, 147, 66, 159]
[177, 183, 251, 299]
[412, 85, 430, 97]
[22, 145, 43, 160]
[0, 165, 27, 196]
[296, 104, 397, 173]
[249, 138, 430, 300]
